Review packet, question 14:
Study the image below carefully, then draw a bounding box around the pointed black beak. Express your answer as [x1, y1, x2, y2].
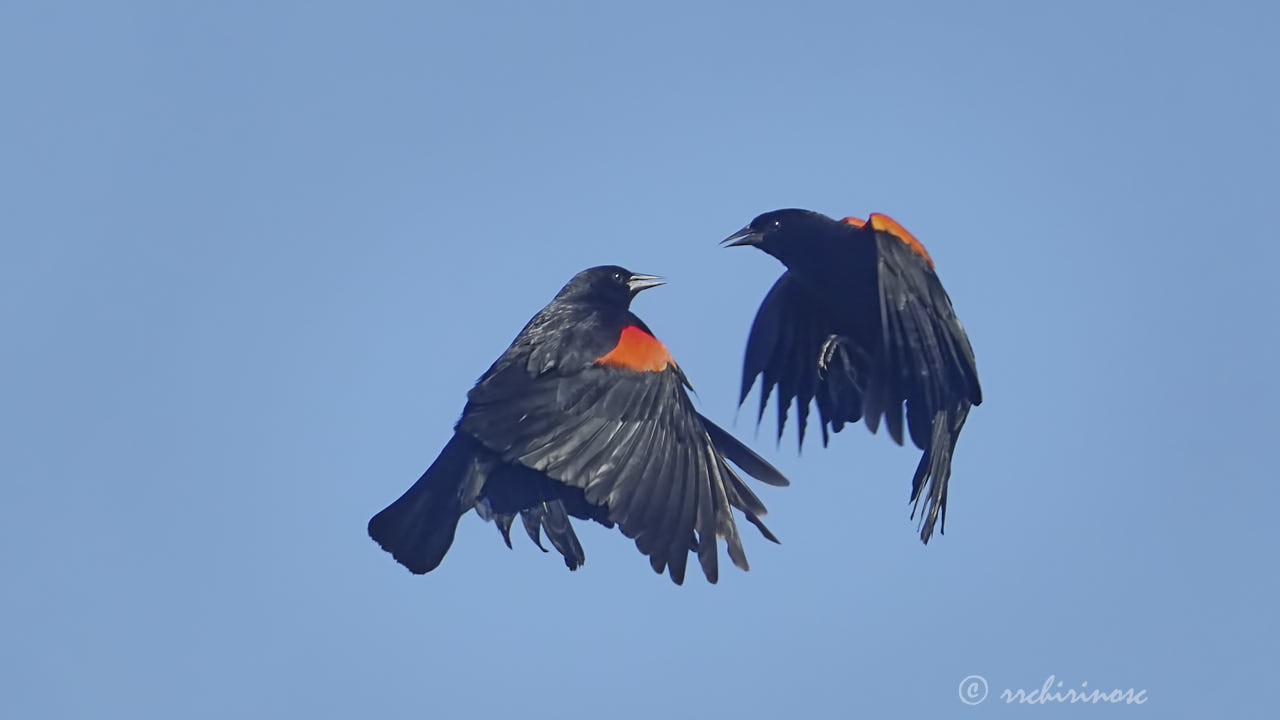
[626, 273, 665, 293]
[721, 226, 759, 248]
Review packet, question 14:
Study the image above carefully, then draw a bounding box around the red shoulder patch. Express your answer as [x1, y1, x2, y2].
[596, 325, 674, 373]
[868, 212, 933, 267]
[840, 216, 867, 228]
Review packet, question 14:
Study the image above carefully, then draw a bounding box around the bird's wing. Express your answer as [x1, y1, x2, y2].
[459, 330, 783, 585]
[863, 213, 981, 448]
[739, 271, 869, 447]
[863, 214, 982, 543]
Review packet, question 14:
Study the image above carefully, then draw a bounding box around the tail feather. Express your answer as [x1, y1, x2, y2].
[909, 403, 970, 543]
[367, 433, 488, 574]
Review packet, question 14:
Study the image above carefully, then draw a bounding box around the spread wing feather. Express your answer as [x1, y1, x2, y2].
[871, 233, 981, 541]
[460, 359, 782, 584]
[739, 271, 866, 448]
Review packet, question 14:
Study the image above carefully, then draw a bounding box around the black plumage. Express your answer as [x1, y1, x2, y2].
[724, 209, 981, 542]
[368, 265, 787, 584]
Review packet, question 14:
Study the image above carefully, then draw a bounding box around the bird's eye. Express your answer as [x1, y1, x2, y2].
[612, 271, 625, 283]
[771, 219, 782, 228]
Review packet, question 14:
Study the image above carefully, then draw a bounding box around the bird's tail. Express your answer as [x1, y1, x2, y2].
[367, 433, 489, 574]
[909, 403, 971, 544]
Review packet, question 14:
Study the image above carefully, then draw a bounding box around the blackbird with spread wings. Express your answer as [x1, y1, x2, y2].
[368, 265, 787, 584]
[723, 209, 981, 543]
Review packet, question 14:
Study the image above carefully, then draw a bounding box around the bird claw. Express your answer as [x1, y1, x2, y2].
[818, 335, 843, 375]
[818, 334, 868, 394]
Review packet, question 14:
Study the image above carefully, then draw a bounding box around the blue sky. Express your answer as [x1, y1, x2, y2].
[2, 1, 1276, 717]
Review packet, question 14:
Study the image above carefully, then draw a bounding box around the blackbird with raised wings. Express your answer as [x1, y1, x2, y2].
[368, 265, 787, 584]
[723, 210, 981, 543]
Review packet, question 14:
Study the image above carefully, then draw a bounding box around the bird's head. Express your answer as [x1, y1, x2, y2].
[556, 265, 665, 308]
[721, 209, 836, 262]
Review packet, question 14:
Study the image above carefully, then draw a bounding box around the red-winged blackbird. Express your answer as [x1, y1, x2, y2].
[723, 210, 981, 543]
[368, 265, 787, 584]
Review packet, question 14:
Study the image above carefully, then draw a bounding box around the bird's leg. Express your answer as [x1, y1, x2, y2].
[818, 334, 845, 376]
[818, 334, 868, 395]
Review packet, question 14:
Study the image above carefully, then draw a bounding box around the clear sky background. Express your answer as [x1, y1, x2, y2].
[3, 1, 1277, 717]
